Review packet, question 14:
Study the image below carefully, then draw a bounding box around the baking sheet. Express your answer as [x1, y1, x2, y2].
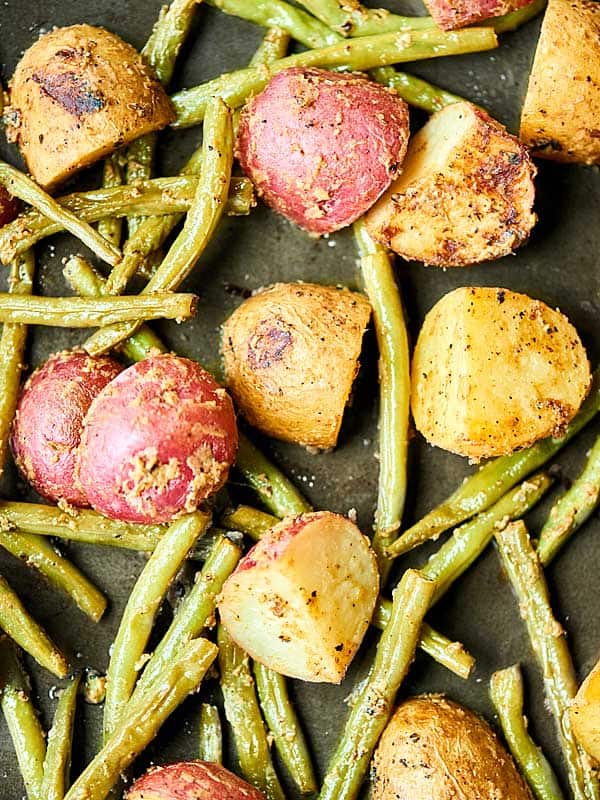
[0, 1, 599, 796]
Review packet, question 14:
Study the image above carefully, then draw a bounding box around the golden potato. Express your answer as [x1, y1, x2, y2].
[365, 102, 536, 267]
[7, 25, 173, 189]
[411, 287, 591, 459]
[571, 656, 600, 762]
[520, 0, 600, 165]
[222, 282, 371, 449]
[372, 695, 531, 800]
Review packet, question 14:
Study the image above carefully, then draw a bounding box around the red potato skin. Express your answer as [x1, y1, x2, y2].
[76, 354, 238, 524]
[236, 67, 410, 234]
[10, 350, 123, 506]
[0, 187, 20, 227]
[423, 0, 530, 29]
[126, 761, 266, 800]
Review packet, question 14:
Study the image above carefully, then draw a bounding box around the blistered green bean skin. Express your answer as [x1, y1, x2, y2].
[41, 673, 82, 800]
[0, 636, 47, 800]
[495, 522, 599, 800]
[319, 570, 435, 800]
[199, 703, 223, 763]
[490, 665, 564, 800]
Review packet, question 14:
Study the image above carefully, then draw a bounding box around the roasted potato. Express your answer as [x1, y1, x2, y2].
[411, 287, 591, 459]
[571, 656, 600, 762]
[372, 695, 531, 800]
[126, 761, 266, 800]
[423, 0, 530, 30]
[365, 101, 536, 267]
[520, 0, 600, 164]
[236, 67, 410, 234]
[7, 25, 173, 189]
[222, 282, 371, 449]
[219, 511, 379, 683]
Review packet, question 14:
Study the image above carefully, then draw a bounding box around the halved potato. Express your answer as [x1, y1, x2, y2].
[571, 657, 600, 763]
[423, 0, 530, 30]
[520, 0, 600, 164]
[7, 25, 173, 189]
[219, 511, 379, 683]
[411, 287, 591, 459]
[365, 102, 536, 267]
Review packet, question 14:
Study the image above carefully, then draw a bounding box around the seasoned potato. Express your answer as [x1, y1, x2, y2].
[571, 656, 600, 762]
[411, 287, 591, 459]
[222, 282, 371, 449]
[365, 102, 536, 267]
[219, 511, 379, 683]
[423, 0, 530, 30]
[127, 761, 266, 800]
[372, 695, 531, 800]
[7, 25, 173, 189]
[237, 67, 410, 234]
[520, 0, 600, 164]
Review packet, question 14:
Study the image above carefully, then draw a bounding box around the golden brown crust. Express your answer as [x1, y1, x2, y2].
[222, 282, 371, 449]
[520, 0, 600, 164]
[365, 102, 536, 268]
[372, 695, 532, 800]
[7, 25, 173, 188]
[571, 657, 600, 763]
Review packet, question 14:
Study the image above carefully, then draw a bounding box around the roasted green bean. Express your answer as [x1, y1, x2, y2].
[491, 0, 546, 32]
[64, 639, 217, 800]
[98, 155, 124, 248]
[0, 162, 120, 267]
[371, 65, 466, 112]
[391, 368, 600, 557]
[171, 27, 498, 127]
[41, 673, 81, 800]
[319, 569, 435, 800]
[537, 433, 600, 565]
[222, 504, 278, 540]
[199, 703, 223, 763]
[0, 574, 68, 678]
[0, 636, 47, 800]
[0, 531, 107, 622]
[103, 511, 209, 739]
[297, 0, 435, 35]
[495, 521, 599, 800]
[490, 664, 564, 800]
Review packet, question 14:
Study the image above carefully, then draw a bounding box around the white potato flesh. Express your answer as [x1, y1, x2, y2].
[219, 511, 379, 684]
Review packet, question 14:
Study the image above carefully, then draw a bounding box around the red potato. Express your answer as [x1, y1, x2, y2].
[423, 0, 530, 30]
[126, 761, 266, 800]
[236, 67, 410, 234]
[10, 350, 123, 506]
[219, 511, 379, 683]
[76, 354, 237, 524]
[0, 186, 20, 227]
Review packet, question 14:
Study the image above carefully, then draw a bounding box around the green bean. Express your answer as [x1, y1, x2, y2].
[370, 65, 466, 112]
[0, 162, 120, 267]
[354, 221, 409, 581]
[171, 27, 498, 127]
[0, 291, 197, 327]
[131, 534, 241, 700]
[222, 504, 278, 540]
[235, 435, 311, 517]
[217, 624, 286, 800]
[0, 251, 34, 474]
[390, 368, 600, 557]
[495, 521, 599, 800]
[297, 0, 435, 35]
[0, 636, 47, 800]
[0, 176, 255, 263]
[490, 664, 564, 800]
[199, 703, 223, 763]
[249, 26, 290, 65]
[0, 531, 107, 622]
[0, 499, 165, 551]
[490, 0, 546, 33]
[0, 574, 68, 677]
[84, 97, 234, 356]
[41, 673, 82, 800]
[254, 664, 317, 795]
[103, 511, 209, 740]
[319, 569, 435, 800]
[98, 155, 124, 248]
[537, 433, 600, 566]
[64, 638, 217, 800]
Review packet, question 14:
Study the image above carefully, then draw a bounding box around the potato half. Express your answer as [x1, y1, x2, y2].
[219, 511, 379, 683]
[423, 0, 530, 30]
[372, 695, 531, 800]
[222, 282, 371, 449]
[520, 0, 600, 165]
[7, 25, 173, 188]
[365, 102, 536, 267]
[571, 657, 600, 763]
[411, 287, 591, 459]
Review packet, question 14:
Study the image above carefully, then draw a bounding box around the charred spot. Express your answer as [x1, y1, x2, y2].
[496, 290, 506, 304]
[0, 185, 20, 227]
[54, 47, 80, 60]
[32, 71, 105, 116]
[248, 318, 293, 370]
